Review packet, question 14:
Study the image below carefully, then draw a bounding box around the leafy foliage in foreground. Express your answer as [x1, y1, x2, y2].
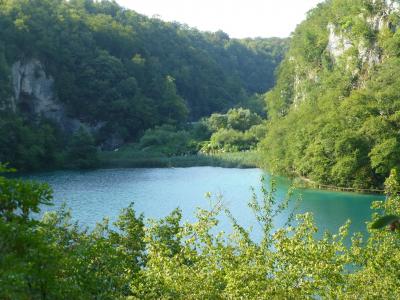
[2, 165, 400, 298]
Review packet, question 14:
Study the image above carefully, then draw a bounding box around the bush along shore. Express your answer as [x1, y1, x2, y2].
[98, 108, 266, 169]
[293, 176, 385, 195]
[99, 150, 262, 169]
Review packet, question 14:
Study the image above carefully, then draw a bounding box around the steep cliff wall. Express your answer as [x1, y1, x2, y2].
[6, 58, 130, 151]
[11, 59, 63, 119]
[7, 59, 105, 138]
[270, 0, 400, 113]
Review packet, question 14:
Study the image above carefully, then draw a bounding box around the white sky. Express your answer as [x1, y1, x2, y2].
[116, 0, 324, 38]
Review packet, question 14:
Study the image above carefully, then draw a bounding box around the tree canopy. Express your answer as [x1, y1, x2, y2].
[262, 0, 400, 189]
[0, 0, 287, 170]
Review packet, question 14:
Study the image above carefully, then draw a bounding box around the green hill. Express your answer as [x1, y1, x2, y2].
[0, 0, 287, 170]
[263, 0, 400, 189]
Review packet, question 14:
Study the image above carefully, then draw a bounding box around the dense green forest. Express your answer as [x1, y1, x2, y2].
[2, 164, 400, 299]
[263, 0, 400, 189]
[0, 0, 287, 171]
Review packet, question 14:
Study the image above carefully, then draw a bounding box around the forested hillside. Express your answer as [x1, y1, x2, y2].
[263, 0, 400, 189]
[0, 0, 287, 170]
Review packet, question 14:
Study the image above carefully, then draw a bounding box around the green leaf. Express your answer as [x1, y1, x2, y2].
[371, 215, 400, 229]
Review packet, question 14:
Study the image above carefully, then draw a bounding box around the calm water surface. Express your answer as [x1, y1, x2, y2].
[21, 167, 384, 239]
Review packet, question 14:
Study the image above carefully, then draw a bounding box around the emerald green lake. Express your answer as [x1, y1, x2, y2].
[21, 167, 384, 239]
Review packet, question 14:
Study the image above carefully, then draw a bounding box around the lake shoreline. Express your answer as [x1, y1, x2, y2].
[5, 151, 261, 176]
[98, 151, 262, 169]
[12, 149, 384, 196]
[293, 175, 385, 195]
[98, 153, 385, 195]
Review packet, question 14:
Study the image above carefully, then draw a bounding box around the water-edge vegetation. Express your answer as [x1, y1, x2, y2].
[98, 107, 266, 169]
[99, 149, 262, 169]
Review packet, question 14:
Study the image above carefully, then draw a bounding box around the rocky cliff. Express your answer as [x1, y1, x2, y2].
[11, 59, 63, 120]
[272, 0, 400, 111]
[8, 59, 107, 137]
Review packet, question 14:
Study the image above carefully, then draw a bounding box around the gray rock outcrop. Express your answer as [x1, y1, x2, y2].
[11, 59, 64, 122]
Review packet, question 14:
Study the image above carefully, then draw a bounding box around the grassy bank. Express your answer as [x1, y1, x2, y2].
[99, 148, 262, 169]
[292, 176, 384, 195]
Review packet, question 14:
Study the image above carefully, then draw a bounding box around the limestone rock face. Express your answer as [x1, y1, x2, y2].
[288, 1, 399, 108]
[11, 59, 64, 122]
[326, 23, 381, 68]
[10, 59, 104, 135]
[326, 0, 398, 66]
[9, 58, 120, 148]
[326, 23, 353, 60]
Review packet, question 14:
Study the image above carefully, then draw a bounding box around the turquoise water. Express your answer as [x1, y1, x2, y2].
[20, 167, 384, 239]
